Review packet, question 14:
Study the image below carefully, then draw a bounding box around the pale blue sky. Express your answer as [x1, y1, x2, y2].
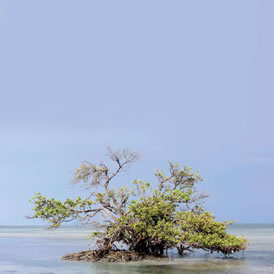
[0, 1, 273, 225]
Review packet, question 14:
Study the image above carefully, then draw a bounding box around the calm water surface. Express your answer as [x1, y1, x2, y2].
[0, 224, 273, 273]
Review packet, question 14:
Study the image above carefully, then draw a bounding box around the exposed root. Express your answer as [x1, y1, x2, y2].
[61, 249, 165, 263]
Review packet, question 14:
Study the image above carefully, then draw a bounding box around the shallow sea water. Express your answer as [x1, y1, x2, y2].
[0, 224, 273, 273]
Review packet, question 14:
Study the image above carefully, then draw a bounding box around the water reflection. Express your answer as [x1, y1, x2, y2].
[87, 257, 248, 274]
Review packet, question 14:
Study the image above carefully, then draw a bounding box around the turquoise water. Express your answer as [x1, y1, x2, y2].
[0, 224, 273, 273]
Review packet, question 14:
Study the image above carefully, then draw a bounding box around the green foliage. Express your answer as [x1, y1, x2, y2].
[30, 193, 94, 228]
[30, 148, 247, 256]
